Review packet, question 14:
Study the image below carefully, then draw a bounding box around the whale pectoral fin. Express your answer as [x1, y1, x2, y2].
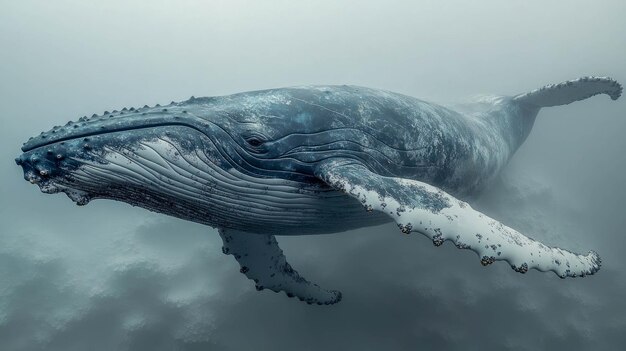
[315, 160, 601, 278]
[218, 228, 342, 305]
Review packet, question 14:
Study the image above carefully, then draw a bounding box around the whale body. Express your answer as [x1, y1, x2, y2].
[16, 76, 622, 304]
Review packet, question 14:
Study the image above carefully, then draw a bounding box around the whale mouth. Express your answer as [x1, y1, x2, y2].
[17, 117, 210, 207]
[17, 110, 215, 195]
[17, 105, 199, 201]
[16, 119, 246, 209]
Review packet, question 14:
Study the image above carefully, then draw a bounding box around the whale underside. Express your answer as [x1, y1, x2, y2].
[16, 76, 622, 304]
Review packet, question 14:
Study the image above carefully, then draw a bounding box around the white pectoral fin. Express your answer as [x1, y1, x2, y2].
[219, 228, 342, 305]
[315, 160, 600, 278]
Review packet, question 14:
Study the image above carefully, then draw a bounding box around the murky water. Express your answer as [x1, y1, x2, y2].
[1, 1, 625, 350]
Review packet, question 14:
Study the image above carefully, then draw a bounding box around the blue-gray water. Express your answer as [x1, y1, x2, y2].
[1, 1, 625, 350]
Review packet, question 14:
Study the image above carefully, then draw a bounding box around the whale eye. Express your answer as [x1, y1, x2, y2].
[245, 136, 265, 147]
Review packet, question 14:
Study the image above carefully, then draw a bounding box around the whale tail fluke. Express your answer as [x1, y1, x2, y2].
[513, 76, 622, 108]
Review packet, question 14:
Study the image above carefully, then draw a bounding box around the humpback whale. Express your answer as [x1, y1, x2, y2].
[16, 76, 622, 305]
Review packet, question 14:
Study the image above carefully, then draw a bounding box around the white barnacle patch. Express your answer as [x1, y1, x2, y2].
[398, 222, 412, 234]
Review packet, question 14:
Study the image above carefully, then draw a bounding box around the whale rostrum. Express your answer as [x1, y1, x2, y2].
[16, 76, 621, 304]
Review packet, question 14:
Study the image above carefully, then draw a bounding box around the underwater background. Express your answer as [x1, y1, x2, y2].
[1, 1, 625, 350]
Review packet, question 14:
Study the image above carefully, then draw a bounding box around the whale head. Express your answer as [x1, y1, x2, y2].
[15, 87, 388, 233]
